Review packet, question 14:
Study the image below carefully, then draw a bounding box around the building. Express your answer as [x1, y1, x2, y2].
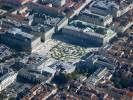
[52, 0, 66, 7]
[31, 24, 55, 42]
[20, 53, 46, 70]
[0, 71, 18, 92]
[20, 83, 57, 100]
[115, 0, 133, 17]
[0, 44, 13, 61]
[112, 9, 133, 32]
[62, 20, 117, 46]
[17, 68, 53, 84]
[48, 62, 76, 74]
[0, 16, 67, 52]
[0, 28, 41, 52]
[89, 0, 118, 17]
[41, 0, 66, 7]
[27, 2, 61, 16]
[0, 9, 7, 17]
[85, 67, 109, 86]
[78, 9, 113, 26]
[89, 0, 133, 18]
[0, 18, 17, 29]
[40, 0, 66, 7]
[62, 25, 104, 46]
[81, 53, 116, 70]
[55, 17, 68, 31]
[0, 18, 56, 43]
[1, 0, 31, 6]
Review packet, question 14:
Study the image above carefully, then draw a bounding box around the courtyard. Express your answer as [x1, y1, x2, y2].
[50, 43, 86, 61]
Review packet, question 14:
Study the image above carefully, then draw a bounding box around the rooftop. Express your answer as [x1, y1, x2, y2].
[49, 61, 76, 74]
[8, 28, 34, 39]
[67, 20, 116, 38]
[92, 0, 119, 10]
[20, 53, 45, 67]
[0, 44, 13, 60]
[0, 71, 16, 83]
[21, 83, 57, 100]
[113, 9, 133, 27]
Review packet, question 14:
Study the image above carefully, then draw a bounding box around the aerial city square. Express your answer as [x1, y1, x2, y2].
[0, 0, 133, 100]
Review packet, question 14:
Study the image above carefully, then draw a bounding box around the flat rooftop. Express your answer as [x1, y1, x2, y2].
[0, 44, 13, 60]
[67, 20, 116, 38]
[92, 0, 119, 10]
[90, 0, 133, 15]
[8, 28, 34, 39]
[80, 8, 110, 19]
[20, 53, 45, 67]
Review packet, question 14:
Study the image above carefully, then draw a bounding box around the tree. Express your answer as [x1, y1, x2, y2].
[9, 97, 16, 100]
[52, 73, 69, 86]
